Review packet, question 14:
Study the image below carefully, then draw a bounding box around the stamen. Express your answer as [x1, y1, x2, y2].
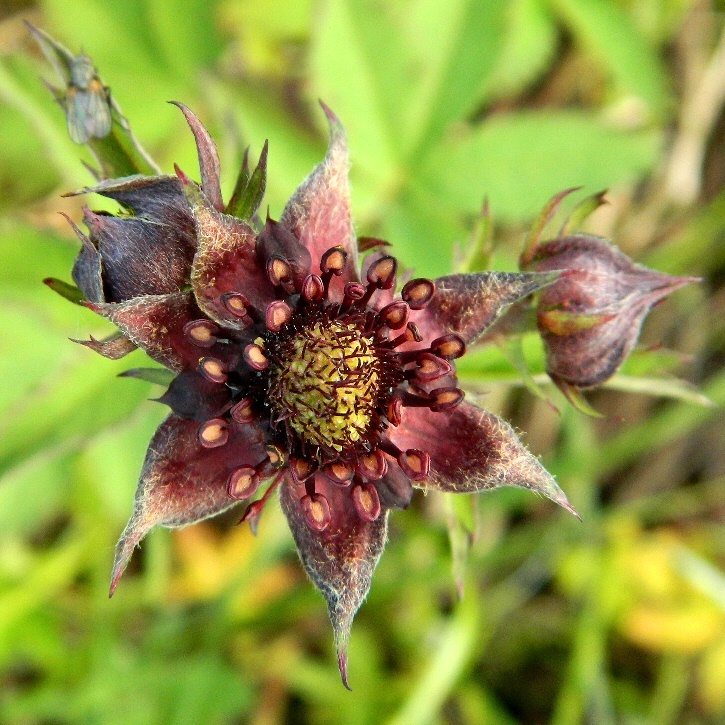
[352, 483, 381, 521]
[410, 352, 452, 382]
[323, 460, 355, 485]
[429, 387, 465, 412]
[227, 466, 261, 499]
[230, 398, 255, 424]
[342, 282, 366, 311]
[302, 493, 331, 531]
[290, 457, 316, 483]
[378, 301, 410, 330]
[366, 255, 397, 289]
[401, 278, 436, 309]
[301, 274, 325, 302]
[197, 418, 229, 448]
[265, 444, 285, 470]
[386, 394, 403, 426]
[198, 357, 227, 383]
[320, 246, 347, 275]
[239, 468, 286, 534]
[357, 449, 388, 480]
[266, 300, 292, 332]
[221, 292, 251, 319]
[267, 256, 293, 289]
[385, 323, 422, 349]
[183, 319, 219, 348]
[398, 449, 430, 480]
[244, 343, 269, 371]
[431, 334, 466, 360]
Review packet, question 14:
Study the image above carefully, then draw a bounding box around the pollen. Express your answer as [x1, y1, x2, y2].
[269, 320, 380, 453]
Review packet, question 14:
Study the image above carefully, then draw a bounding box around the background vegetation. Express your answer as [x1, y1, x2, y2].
[0, 0, 723, 722]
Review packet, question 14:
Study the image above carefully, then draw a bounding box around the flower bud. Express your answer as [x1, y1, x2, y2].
[530, 234, 696, 389]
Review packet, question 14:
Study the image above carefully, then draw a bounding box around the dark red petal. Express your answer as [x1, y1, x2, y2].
[279, 472, 388, 689]
[72, 332, 137, 359]
[256, 217, 312, 292]
[83, 207, 195, 301]
[110, 414, 268, 595]
[86, 291, 240, 372]
[156, 370, 232, 421]
[62, 213, 105, 303]
[279, 103, 358, 301]
[67, 175, 196, 301]
[182, 178, 277, 328]
[410, 272, 561, 346]
[388, 401, 577, 515]
[375, 464, 414, 510]
[172, 102, 223, 212]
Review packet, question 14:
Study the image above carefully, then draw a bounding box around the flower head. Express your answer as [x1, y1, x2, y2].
[64, 102, 576, 687]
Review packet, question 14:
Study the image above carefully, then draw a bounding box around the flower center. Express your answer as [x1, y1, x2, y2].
[268, 318, 381, 453]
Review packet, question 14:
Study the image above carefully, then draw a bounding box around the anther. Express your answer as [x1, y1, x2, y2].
[411, 352, 452, 382]
[301, 274, 325, 302]
[302, 493, 331, 531]
[221, 292, 250, 318]
[398, 449, 430, 480]
[265, 444, 285, 470]
[198, 357, 228, 383]
[265, 300, 292, 332]
[244, 343, 269, 371]
[357, 449, 388, 481]
[197, 418, 229, 448]
[183, 319, 219, 348]
[429, 387, 465, 412]
[386, 323, 422, 349]
[320, 246, 347, 275]
[386, 394, 403, 426]
[401, 278, 436, 310]
[227, 466, 261, 499]
[323, 460, 355, 486]
[352, 483, 381, 522]
[230, 398, 255, 424]
[267, 256, 293, 289]
[378, 301, 410, 330]
[342, 282, 366, 310]
[290, 457, 316, 483]
[366, 255, 397, 289]
[430, 334, 466, 360]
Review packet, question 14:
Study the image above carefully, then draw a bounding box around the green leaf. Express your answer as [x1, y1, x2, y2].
[420, 110, 660, 222]
[548, 0, 672, 118]
[481, 0, 558, 102]
[147, 0, 224, 76]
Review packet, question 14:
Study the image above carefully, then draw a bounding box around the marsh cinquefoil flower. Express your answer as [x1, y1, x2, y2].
[65, 103, 577, 686]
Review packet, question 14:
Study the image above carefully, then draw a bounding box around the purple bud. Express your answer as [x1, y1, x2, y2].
[530, 234, 697, 389]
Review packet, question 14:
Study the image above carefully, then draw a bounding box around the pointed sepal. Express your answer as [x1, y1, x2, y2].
[72, 332, 137, 360]
[85, 292, 241, 372]
[280, 102, 357, 299]
[279, 473, 389, 689]
[414, 271, 562, 346]
[178, 169, 276, 328]
[44, 277, 85, 305]
[110, 414, 268, 595]
[172, 103, 223, 212]
[388, 401, 578, 517]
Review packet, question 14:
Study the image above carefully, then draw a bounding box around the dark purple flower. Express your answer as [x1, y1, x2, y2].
[64, 103, 576, 687]
[527, 234, 697, 390]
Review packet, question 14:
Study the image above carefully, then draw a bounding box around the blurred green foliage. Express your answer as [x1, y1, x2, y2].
[0, 0, 723, 723]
